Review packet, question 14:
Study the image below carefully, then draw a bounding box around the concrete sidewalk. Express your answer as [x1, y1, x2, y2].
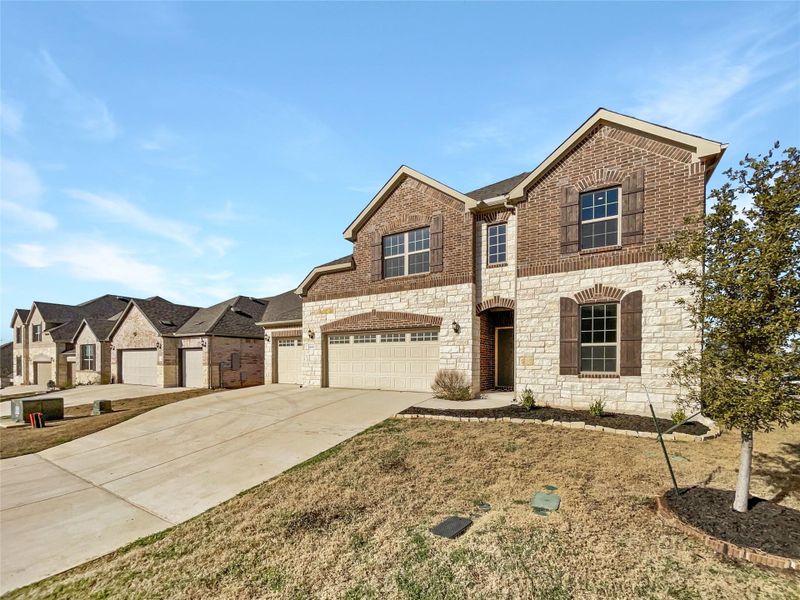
[0, 385, 426, 593]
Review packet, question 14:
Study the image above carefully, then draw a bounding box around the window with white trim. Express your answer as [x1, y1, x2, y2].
[278, 339, 298, 347]
[32, 324, 42, 342]
[353, 334, 377, 344]
[80, 344, 96, 371]
[580, 303, 617, 373]
[381, 333, 405, 343]
[410, 331, 438, 342]
[383, 227, 430, 278]
[580, 187, 619, 250]
[487, 223, 507, 264]
[328, 335, 349, 345]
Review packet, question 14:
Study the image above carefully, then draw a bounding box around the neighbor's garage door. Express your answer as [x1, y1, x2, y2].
[327, 330, 439, 392]
[181, 348, 204, 388]
[120, 349, 158, 386]
[276, 338, 302, 384]
[34, 362, 52, 385]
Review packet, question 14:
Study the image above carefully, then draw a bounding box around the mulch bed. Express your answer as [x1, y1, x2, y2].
[664, 487, 800, 559]
[399, 404, 710, 435]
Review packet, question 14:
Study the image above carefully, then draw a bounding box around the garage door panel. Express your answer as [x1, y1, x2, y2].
[34, 362, 52, 385]
[276, 338, 302, 384]
[120, 350, 158, 386]
[327, 331, 439, 392]
[182, 349, 203, 388]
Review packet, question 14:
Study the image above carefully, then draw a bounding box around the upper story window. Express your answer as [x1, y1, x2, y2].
[580, 187, 619, 250]
[80, 344, 96, 371]
[32, 324, 42, 342]
[580, 303, 617, 373]
[488, 223, 507, 265]
[15, 327, 22, 344]
[383, 227, 430, 278]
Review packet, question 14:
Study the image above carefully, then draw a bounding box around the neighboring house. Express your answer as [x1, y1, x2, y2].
[256, 289, 303, 384]
[10, 296, 133, 388]
[294, 108, 726, 415]
[108, 296, 266, 388]
[1, 342, 12, 387]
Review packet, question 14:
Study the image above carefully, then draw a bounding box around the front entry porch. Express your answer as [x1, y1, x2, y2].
[478, 303, 514, 392]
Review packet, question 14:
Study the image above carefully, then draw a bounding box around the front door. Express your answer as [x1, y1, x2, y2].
[495, 327, 514, 388]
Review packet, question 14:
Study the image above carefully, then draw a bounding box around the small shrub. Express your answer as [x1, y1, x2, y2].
[46, 379, 56, 390]
[589, 398, 606, 417]
[431, 369, 472, 401]
[519, 387, 536, 411]
[671, 409, 687, 425]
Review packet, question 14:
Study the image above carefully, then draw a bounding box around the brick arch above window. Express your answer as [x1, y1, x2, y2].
[573, 283, 626, 304]
[476, 296, 515, 315]
[320, 309, 443, 333]
[574, 167, 629, 192]
[370, 212, 433, 236]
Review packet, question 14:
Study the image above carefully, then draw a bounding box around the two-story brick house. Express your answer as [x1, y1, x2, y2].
[294, 109, 726, 415]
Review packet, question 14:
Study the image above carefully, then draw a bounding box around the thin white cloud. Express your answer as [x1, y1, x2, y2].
[66, 189, 202, 253]
[0, 98, 23, 136]
[39, 48, 119, 140]
[0, 158, 57, 231]
[203, 200, 239, 222]
[6, 240, 176, 297]
[139, 126, 181, 151]
[205, 235, 236, 257]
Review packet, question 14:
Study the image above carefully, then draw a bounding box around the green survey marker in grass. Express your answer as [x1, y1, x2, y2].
[532, 486, 561, 516]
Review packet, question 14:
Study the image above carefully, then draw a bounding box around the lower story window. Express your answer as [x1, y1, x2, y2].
[16, 356, 22, 375]
[80, 344, 96, 371]
[580, 303, 617, 373]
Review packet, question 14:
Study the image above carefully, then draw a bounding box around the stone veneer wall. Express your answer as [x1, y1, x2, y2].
[11, 314, 28, 386]
[515, 260, 695, 416]
[109, 305, 176, 387]
[475, 209, 516, 303]
[263, 326, 302, 384]
[74, 326, 109, 385]
[301, 283, 477, 391]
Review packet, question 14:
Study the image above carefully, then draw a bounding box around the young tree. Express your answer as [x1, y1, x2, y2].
[661, 143, 800, 512]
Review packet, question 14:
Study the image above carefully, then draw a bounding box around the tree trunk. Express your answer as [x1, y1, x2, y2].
[733, 431, 753, 512]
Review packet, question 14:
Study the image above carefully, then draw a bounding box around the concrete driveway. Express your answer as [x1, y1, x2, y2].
[0, 385, 426, 593]
[0, 384, 190, 418]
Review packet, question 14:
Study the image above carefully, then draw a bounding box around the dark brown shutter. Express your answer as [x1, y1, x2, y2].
[430, 214, 443, 272]
[559, 297, 579, 375]
[370, 231, 382, 281]
[621, 168, 644, 245]
[620, 290, 643, 376]
[560, 186, 580, 254]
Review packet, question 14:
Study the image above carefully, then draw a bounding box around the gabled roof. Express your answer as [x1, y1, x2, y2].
[30, 302, 85, 324]
[71, 317, 118, 343]
[9, 308, 30, 328]
[343, 166, 479, 241]
[466, 172, 530, 202]
[108, 297, 200, 340]
[46, 320, 83, 343]
[257, 289, 303, 326]
[295, 255, 354, 297]
[175, 296, 267, 339]
[75, 294, 134, 318]
[507, 108, 726, 200]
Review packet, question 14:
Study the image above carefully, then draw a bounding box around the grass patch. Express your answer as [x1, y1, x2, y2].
[6, 419, 799, 599]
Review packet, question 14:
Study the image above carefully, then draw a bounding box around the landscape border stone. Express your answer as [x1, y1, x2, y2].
[393, 411, 720, 442]
[655, 493, 799, 571]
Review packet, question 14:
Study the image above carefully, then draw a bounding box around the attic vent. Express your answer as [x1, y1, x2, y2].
[116, 296, 131, 302]
[231, 308, 252, 318]
[160, 319, 175, 327]
[249, 297, 266, 305]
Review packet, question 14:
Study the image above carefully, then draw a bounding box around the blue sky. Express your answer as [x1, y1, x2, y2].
[1, 2, 798, 341]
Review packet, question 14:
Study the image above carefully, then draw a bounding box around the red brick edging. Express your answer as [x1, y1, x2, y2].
[655, 494, 799, 571]
[394, 412, 720, 442]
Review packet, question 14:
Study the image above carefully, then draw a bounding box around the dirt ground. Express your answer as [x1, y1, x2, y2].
[0, 389, 216, 459]
[6, 419, 799, 600]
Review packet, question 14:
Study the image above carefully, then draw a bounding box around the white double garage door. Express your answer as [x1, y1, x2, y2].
[326, 330, 439, 392]
[119, 348, 204, 388]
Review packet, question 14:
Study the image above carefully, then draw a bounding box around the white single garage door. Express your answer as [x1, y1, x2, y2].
[120, 349, 158, 386]
[276, 338, 302, 384]
[327, 330, 439, 392]
[34, 362, 52, 385]
[181, 348, 204, 388]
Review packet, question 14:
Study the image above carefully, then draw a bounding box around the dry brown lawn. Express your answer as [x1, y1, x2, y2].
[0, 389, 216, 459]
[5, 419, 799, 600]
